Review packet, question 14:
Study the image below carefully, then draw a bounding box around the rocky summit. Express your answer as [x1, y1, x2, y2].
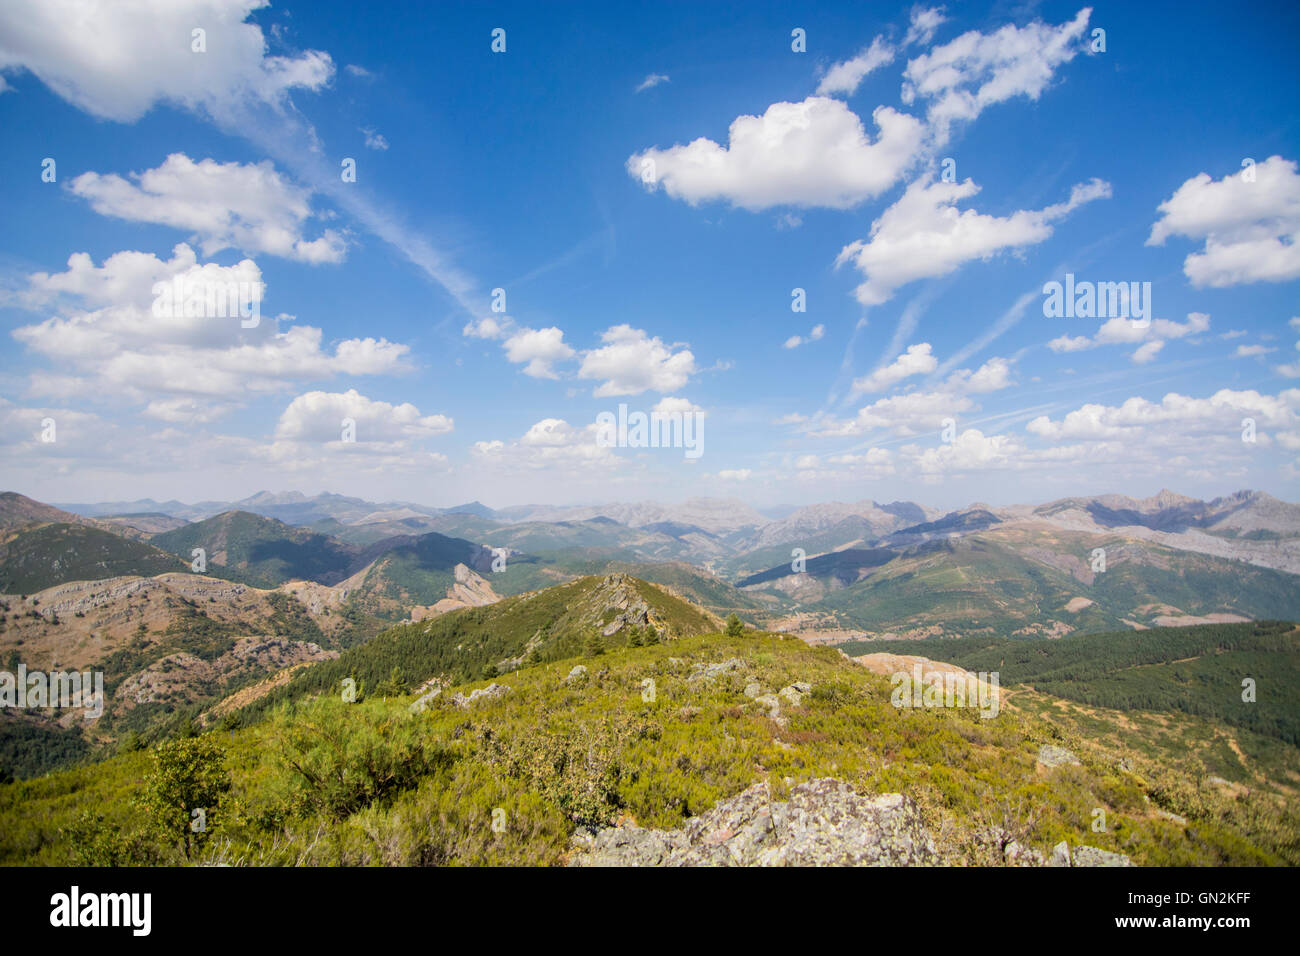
[568, 778, 939, 867]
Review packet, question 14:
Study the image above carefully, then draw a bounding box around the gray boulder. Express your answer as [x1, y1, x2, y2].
[1038, 744, 1081, 768]
[1071, 844, 1134, 867]
[568, 778, 938, 867]
[451, 683, 512, 709]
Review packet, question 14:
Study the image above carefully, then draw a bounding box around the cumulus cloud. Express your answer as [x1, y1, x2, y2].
[1027, 388, 1299, 440]
[783, 324, 825, 349]
[578, 325, 697, 396]
[1147, 155, 1300, 287]
[904, 6, 948, 47]
[462, 315, 576, 378]
[805, 348, 1014, 439]
[69, 153, 346, 264]
[0, 0, 333, 123]
[902, 7, 1091, 143]
[1235, 344, 1276, 358]
[945, 355, 1014, 393]
[275, 389, 452, 443]
[628, 97, 925, 211]
[12, 244, 409, 402]
[362, 128, 389, 150]
[502, 327, 575, 379]
[472, 418, 619, 470]
[816, 36, 895, 97]
[836, 174, 1110, 305]
[853, 342, 938, 393]
[793, 447, 896, 482]
[463, 316, 512, 340]
[1276, 323, 1300, 378]
[1048, 312, 1210, 363]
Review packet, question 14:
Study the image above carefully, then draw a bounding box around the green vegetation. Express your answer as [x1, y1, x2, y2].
[841, 620, 1300, 745]
[152, 511, 358, 588]
[0, 522, 185, 593]
[239, 575, 715, 717]
[0, 718, 91, 783]
[3, 624, 1295, 867]
[747, 531, 1300, 638]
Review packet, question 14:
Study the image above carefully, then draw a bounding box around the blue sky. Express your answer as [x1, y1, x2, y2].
[0, 0, 1297, 510]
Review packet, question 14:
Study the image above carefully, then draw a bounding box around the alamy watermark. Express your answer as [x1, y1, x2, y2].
[890, 664, 1000, 719]
[0, 665, 104, 718]
[152, 276, 261, 328]
[596, 403, 703, 459]
[1042, 273, 1150, 326]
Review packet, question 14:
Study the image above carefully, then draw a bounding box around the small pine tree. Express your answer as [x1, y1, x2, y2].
[725, 614, 745, 637]
[584, 630, 605, 657]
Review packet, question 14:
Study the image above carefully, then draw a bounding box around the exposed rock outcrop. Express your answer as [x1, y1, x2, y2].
[451, 683, 512, 709]
[569, 778, 938, 867]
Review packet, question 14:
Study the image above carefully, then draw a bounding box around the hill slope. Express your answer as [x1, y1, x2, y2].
[4, 619, 1296, 867]
[151, 511, 361, 587]
[249, 573, 720, 706]
[0, 522, 185, 593]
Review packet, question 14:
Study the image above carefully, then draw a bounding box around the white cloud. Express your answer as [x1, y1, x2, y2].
[946, 355, 1014, 393]
[715, 469, 752, 481]
[635, 73, 670, 92]
[1026, 388, 1299, 440]
[853, 342, 938, 393]
[463, 317, 512, 340]
[1277, 333, 1300, 378]
[275, 389, 452, 443]
[814, 388, 975, 438]
[362, 128, 389, 150]
[502, 327, 575, 379]
[816, 36, 895, 97]
[783, 323, 825, 349]
[628, 97, 925, 211]
[837, 174, 1110, 305]
[12, 244, 409, 402]
[0, 0, 333, 122]
[904, 6, 948, 47]
[578, 325, 697, 396]
[69, 153, 345, 264]
[1147, 155, 1300, 287]
[472, 418, 619, 470]
[1131, 341, 1164, 364]
[902, 7, 1091, 143]
[915, 428, 1019, 474]
[462, 316, 576, 379]
[652, 396, 705, 417]
[1235, 344, 1276, 358]
[143, 397, 235, 424]
[1048, 312, 1210, 363]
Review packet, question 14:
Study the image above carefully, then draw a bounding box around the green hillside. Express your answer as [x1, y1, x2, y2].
[746, 531, 1300, 638]
[3, 623, 1295, 867]
[347, 532, 492, 614]
[841, 620, 1300, 745]
[152, 511, 360, 587]
[0, 522, 185, 593]
[246, 574, 718, 709]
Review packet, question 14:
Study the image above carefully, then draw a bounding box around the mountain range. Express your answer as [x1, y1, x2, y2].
[1, 484, 1298, 868]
